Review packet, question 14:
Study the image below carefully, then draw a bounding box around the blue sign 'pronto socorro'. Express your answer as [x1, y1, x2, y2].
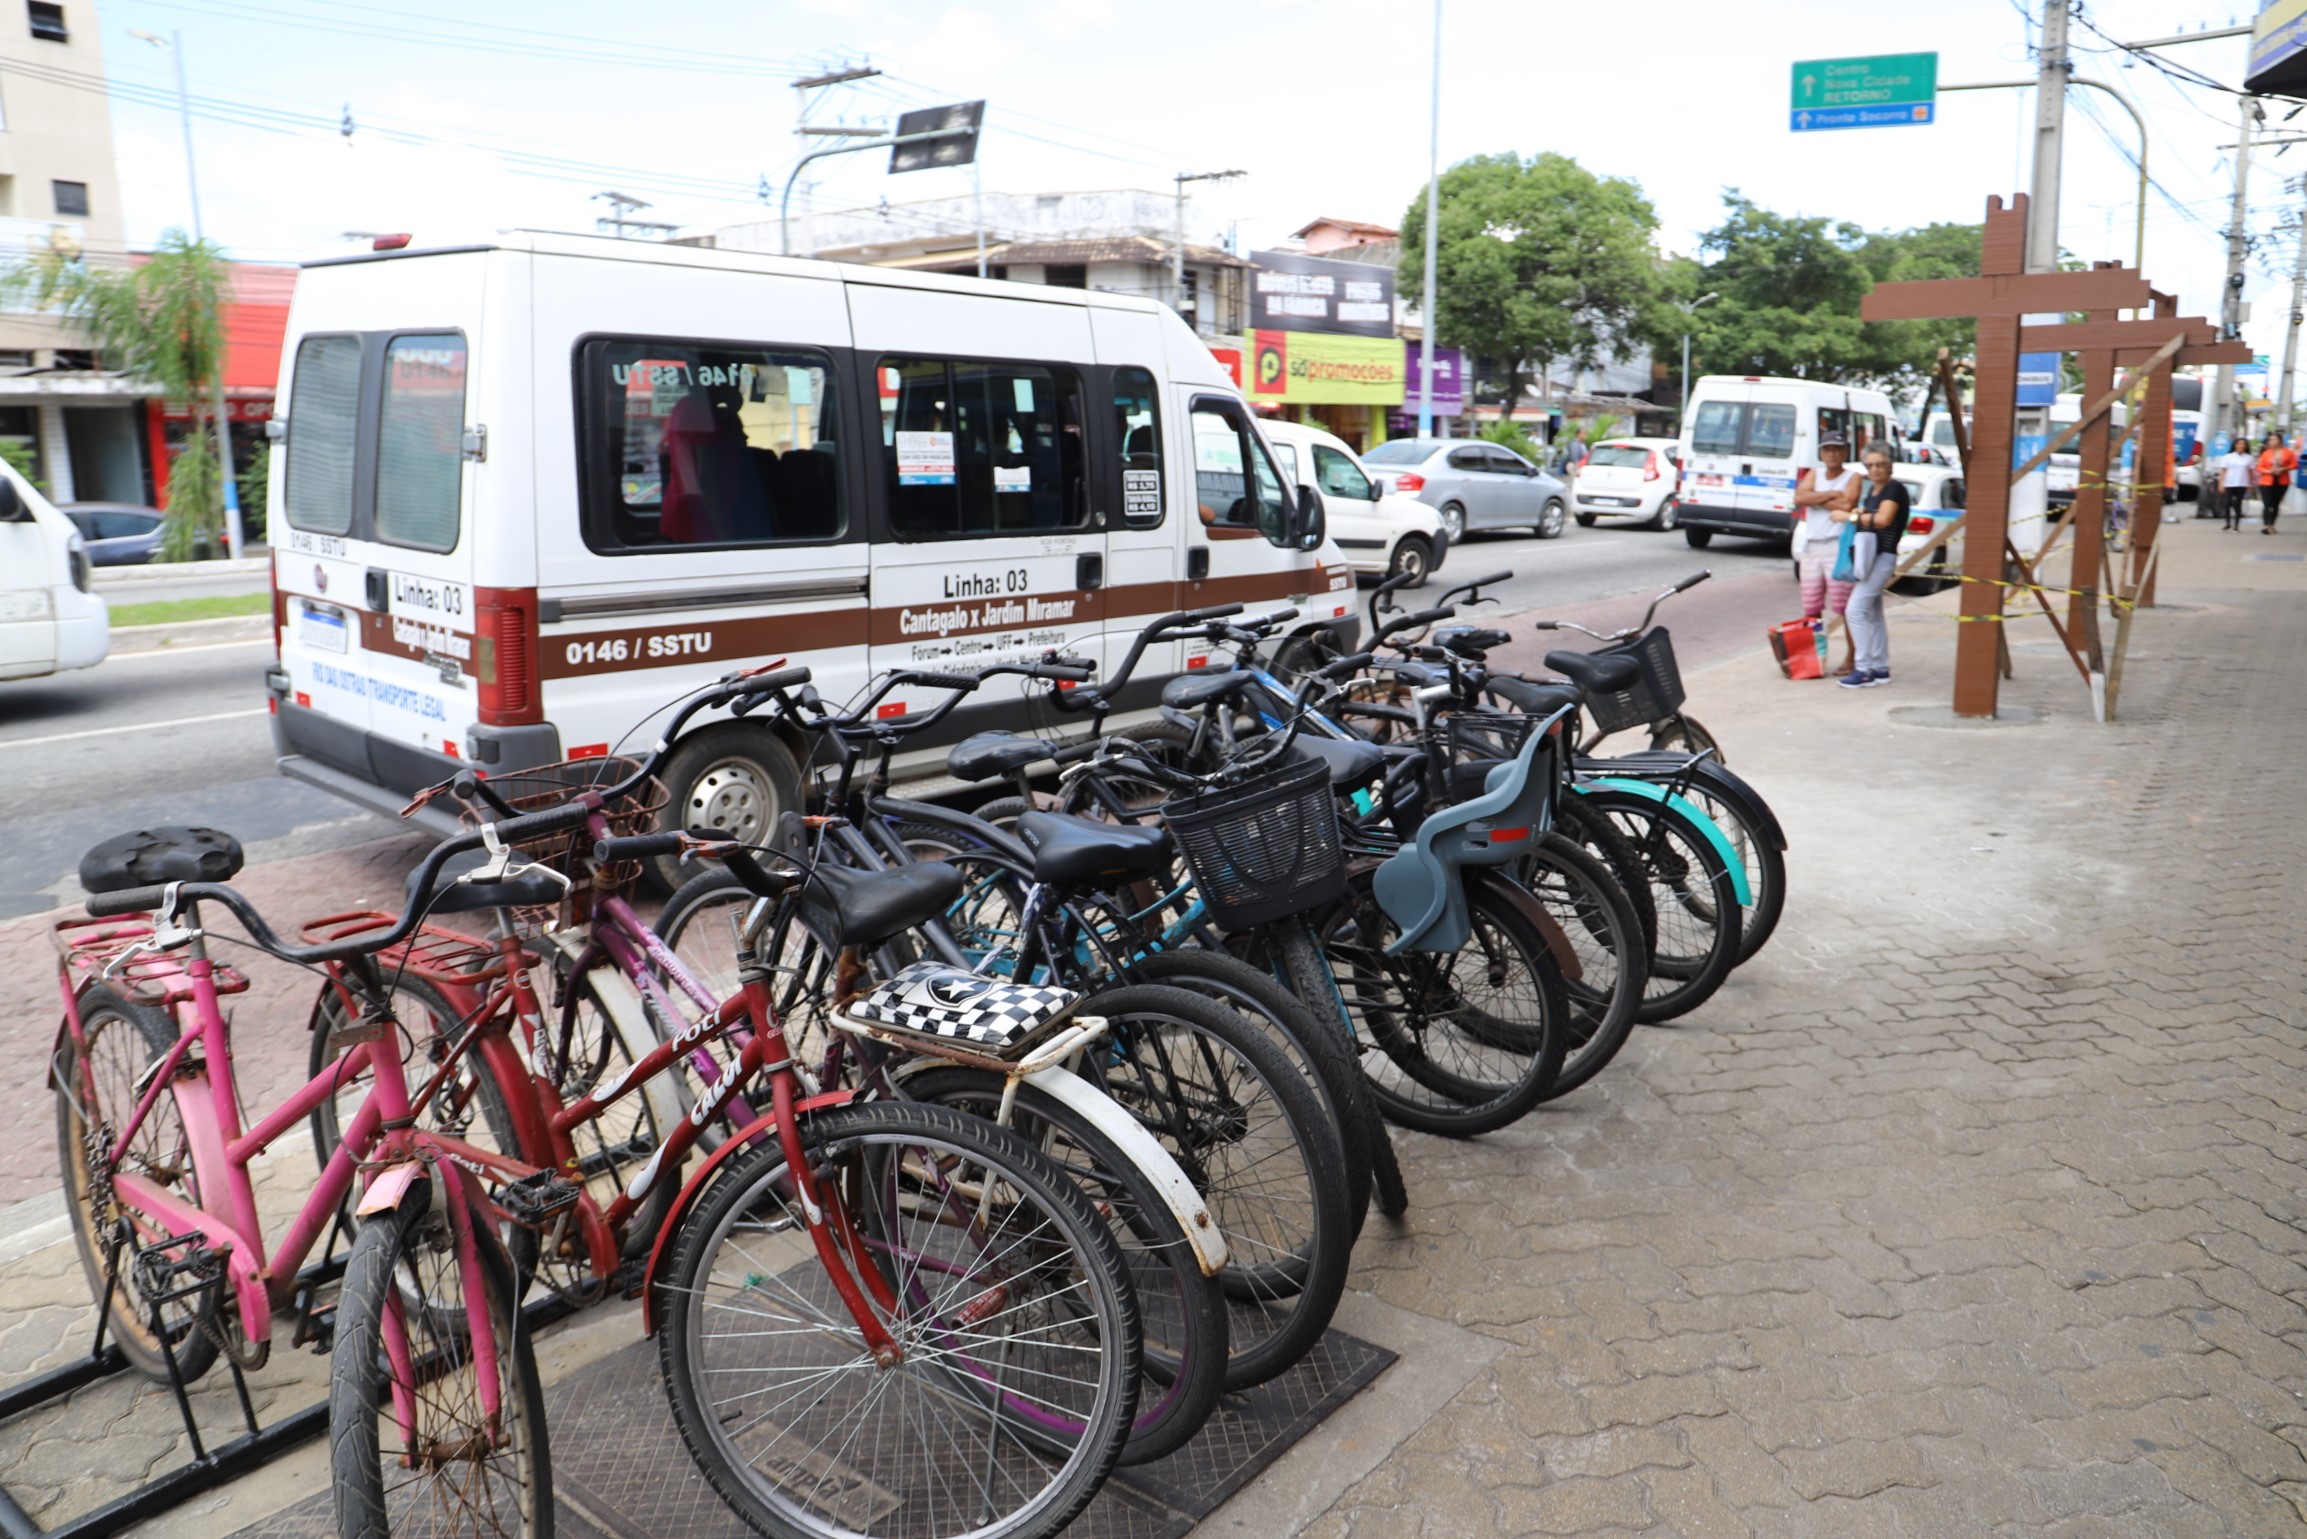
[1789, 52, 1938, 133]
[1791, 103, 1935, 132]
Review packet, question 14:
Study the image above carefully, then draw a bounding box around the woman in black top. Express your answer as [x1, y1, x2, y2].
[1837, 444, 1910, 688]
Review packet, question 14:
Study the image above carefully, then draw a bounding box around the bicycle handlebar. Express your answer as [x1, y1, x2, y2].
[1524, 572, 1711, 643]
[1051, 601, 1268, 714]
[1374, 603, 1457, 647]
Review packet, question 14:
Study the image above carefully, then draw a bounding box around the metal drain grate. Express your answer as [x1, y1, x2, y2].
[228, 1327, 1393, 1538]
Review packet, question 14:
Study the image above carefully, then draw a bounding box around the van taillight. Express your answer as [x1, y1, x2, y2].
[1643, 452, 1660, 482]
[1396, 472, 1425, 493]
[475, 587, 541, 725]
[271, 582, 287, 655]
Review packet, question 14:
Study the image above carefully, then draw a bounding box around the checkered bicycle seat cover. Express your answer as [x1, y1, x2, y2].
[847, 961, 1080, 1055]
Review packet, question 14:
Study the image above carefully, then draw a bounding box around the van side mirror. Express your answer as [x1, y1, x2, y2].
[0, 478, 26, 522]
[1292, 483, 1326, 550]
[1366, 477, 1383, 501]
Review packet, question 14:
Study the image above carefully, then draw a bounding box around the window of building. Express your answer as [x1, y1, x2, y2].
[1114, 365, 1163, 527]
[579, 337, 844, 555]
[27, 2, 65, 41]
[1043, 264, 1087, 289]
[1189, 397, 1289, 543]
[881, 357, 1085, 539]
[0, 351, 31, 368]
[283, 335, 360, 535]
[51, 180, 88, 217]
[50, 348, 93, 370]
[373, 334, 466, 551]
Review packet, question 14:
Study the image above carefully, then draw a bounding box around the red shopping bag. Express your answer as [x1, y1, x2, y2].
[1768, 619, 1825, 680]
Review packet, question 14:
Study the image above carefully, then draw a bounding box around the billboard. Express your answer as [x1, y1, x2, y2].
[1403, 346, 1466, 414]
[1248, 250, 1396, 339]
[1245, 329, 1406, 405]
[2248, 0, 2307, 97]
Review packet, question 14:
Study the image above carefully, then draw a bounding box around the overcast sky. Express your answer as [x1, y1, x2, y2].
[94, 0, 2297, 368]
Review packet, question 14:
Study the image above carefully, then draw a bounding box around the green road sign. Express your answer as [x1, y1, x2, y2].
[1789, 52, 1938, 133]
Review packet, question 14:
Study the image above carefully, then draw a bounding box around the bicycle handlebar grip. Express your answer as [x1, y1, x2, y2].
[1673, 570, 1713, 593]
[1315, 650, 1376, 680]
[493, 801, 593, 846]
[1526, 619, 1561, 630]
[1250, 607, 1300, 628]
[708, 665, 811, 705]
[1028, 662, 1095, 683]
[595, 832, 685, 863]
[899, 670, 983, 692]
[85, 883, 171, 918]
[1181, 601, 1246, 623]
[1465, 570, 1514, 589]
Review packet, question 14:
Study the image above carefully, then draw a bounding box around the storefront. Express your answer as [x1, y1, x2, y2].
[1241, 249, 1404, 449]
[148, 263, 294, 527]
[1387, 346, 1466, 439]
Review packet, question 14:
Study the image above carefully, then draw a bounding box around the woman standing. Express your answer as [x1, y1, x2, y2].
[2220, 437, 2256, 530]
[2257, 431, 2297, 534]
[1838, 443, 1910, 690]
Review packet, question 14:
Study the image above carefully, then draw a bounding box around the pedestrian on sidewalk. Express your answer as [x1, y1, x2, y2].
[2257, 432, 2296, 534]
[2219, 437, 2255, 530]
[1839, 443, 1909, 690]
[1794, 431, 1862, 674]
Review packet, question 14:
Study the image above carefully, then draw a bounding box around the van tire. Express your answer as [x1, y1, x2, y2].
[646, 727, 803, 894]
[1386, 536, 1433, 588]
[1684, 527, 1714, 549]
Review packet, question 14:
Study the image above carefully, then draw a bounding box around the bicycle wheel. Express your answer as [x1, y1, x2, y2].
[1648, 712, 1721, 762]
[1309, 872, 1569, 1138]
[54, 984, 220, 1385]
[1081, 983, 1350, 1390]
[331, 1174, 550, 1539]
[1671, 774, 1785, 966]
[1514, 834, 1646, 1100]
[1574, 790, 1742, 1024]
[901, 1067, 1227, 1465]
[658, 1101, 1137, 1539]
[1555, 796, 1658, 956]
[1260, 917, 1413, 1220]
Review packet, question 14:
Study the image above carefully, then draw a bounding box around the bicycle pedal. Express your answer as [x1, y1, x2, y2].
[290, 1282, 337, 1354]
[612, 1255, 648, 1300]
[133, 1236, 229, 1303]
[499, 1170, 583, 1228]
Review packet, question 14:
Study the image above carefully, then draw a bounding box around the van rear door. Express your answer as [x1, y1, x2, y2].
[1731, 387, 1801, 531]
[1681, 383, 1748, 517]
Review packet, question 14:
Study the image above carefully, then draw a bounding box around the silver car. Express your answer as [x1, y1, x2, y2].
[1361, 437, 1570, 542]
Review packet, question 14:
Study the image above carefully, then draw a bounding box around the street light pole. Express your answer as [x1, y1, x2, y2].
[1678, 292, 1718, 420]
[2024, 0, 2069, 275]
[1172, 170, 1244, 327]
[2213, 93, 2263, 449]
[2278, 179, 2307, 435]
[130, 28, 241, 562]
[1416, 0, 1442, 440]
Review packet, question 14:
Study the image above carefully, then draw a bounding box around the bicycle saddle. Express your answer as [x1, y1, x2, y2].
[947, 731, 1051, 783]
[1287, 734, 1387, 791]
[406, 849, 568, 916]
[1543, 649, 1642, 695]
[802, 861, 966, 949]
[1487, 676, 1583, 716]
[1161, 665, 1250, 710]
[1013, 810, 1173, 886]
[80, 826, 245, 895]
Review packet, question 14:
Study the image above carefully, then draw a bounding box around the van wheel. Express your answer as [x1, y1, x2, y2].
[1684, 527, 1714, 549]
[1386, 536, 1433, 588]
[646, 728, 803, 895]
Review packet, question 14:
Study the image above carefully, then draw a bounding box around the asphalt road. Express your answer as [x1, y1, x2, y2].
[0, 524, 1800, 917]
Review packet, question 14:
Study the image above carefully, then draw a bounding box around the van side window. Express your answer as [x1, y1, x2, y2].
[1817, 407, 1850, 451]
[1689, 400, 1745, 457]
[1313, 444, 1372, 499]
[1271, 442, 1300, 483]
[283, 334, 360, 535]
[1189, 398, 1290, 544]
[1114, 366, 1164, 528]
[374, 334, 466, 552]
[1746, 403, 1796, 460]
[578, 339, 843, 554]
[881, 358, 1086, 539]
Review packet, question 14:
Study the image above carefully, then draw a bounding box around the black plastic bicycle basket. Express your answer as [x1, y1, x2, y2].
[1583, 626, 1685, 736]
[1162, 755, 1346, 931]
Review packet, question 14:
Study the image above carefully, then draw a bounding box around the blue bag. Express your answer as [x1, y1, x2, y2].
[1830, 518, 1859, 583]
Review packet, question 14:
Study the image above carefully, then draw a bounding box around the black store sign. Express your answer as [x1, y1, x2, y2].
[1249, 249, 1396, 339]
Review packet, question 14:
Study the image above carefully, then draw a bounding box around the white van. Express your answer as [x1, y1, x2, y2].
[1677, 376, 1899, 549]
[0, 467, 107, 682]
[263, 231, 1350, 862]
[1258, 418, 1446, 585]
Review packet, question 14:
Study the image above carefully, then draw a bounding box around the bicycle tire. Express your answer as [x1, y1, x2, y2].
[54, 984, 220, 1385]
[1079, 983, 1350, 1390]
[1515, 834, 1646, 1100]
[1574, 790, 1742, 1024]
[1649, 712, 1722, 763]
[1309, 872, 1570, 1138]
[658, 1100, 1138, 1539]
[1262, 917, 1412, 1220]
[330, 1174, 551, 1539]
[901, 1066, 1227, 1466]
[1554, 796, 1658, 959]
[1671, 775, 1785, 966]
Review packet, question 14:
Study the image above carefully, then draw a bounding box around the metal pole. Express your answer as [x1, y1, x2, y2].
[1680, 332, 1691, 419]
[1416, 0, 1441, 439]
[2213, 93, 2260, 448]
[160, 30, 243, 560]
[973, 160, 986, 279]
[2278, 178, 2307, 435]
[1173, 174, 1186, 312]
[2025, 0, 2069, 274]
[1942, 78, 2147, 272]
[779, 132, 937, 256]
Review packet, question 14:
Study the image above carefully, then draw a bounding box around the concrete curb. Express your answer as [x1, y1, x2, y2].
[107, 613, 273, 655]
[92, 555, 270, 587]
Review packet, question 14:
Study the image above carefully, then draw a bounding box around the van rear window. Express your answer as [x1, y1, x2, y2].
[578, 339, 844, 554]
[1746, 403, 1796, 460]
[375, 335, 465, 552]
[284, 335, 359, 535]
[1689, 401, 1744, 458]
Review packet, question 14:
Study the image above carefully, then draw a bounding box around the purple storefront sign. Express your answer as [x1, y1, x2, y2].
[1393, 348, 1464, 431]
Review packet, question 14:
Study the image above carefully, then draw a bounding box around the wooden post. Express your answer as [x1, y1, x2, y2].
[1954, 203, 2029, 717]
[2069, 300, 2115, 680]
[2130, 292, 2176, 606]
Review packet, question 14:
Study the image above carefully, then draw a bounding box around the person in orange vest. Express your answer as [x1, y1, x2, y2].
[2257, 430, 2297, 534]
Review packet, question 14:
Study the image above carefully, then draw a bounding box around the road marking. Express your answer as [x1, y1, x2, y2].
[0, 707, 266, 750]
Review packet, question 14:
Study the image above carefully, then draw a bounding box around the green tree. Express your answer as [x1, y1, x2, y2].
[1399, 152, 1663, 419]
[4, 230, 231, 559]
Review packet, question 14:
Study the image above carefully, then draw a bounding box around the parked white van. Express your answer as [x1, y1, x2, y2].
[1259, 418, 1446, 586]
[264, 231, 1350, 867]
[1676, 376, 1899, 549]
[0, 467, 107, 682]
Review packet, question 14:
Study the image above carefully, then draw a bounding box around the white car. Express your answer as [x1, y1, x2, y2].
[1572, 437, 1683, 530]
[1787, 462, 1965, 594]
[1261, 419, 1448, 586]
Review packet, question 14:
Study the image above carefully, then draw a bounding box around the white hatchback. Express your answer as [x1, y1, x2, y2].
[1572, 437, 1682, 530]
[1262, 419, 1448, 586]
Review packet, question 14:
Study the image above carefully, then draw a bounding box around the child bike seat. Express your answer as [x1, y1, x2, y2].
[1371, 720, 1556, 954]
[843, 960, 1082, 1058]
[80, 826, 244, 894]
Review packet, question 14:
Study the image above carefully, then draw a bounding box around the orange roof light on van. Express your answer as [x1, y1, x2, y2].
[371, 233, 412, 251]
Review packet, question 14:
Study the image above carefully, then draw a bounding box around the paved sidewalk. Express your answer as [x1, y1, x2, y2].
[0, 516, 2302, 1535]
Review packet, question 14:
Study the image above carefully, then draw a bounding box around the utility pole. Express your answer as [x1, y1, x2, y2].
[2212, 93, 2263, 448]
[1417, 0, 1443, 439]
[1172, 170, 1244, 328]
[2279, 178, 2307, 435]
[2024, 0, 2070, 274]
[592, 191, 676, 241]
[129, 28, 242, 562]
[789, 64, 882, 252]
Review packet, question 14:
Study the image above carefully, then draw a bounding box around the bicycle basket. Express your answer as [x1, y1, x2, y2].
[1583, 626, 1685, 735]
[1161, 755, 1346, 932]
[458, 756, 667, 895]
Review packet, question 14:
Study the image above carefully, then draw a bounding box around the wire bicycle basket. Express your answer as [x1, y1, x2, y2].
[458, 756, 667, 901]
[1162, 755, 1346, 932]
[1583, 626, 1686, 735]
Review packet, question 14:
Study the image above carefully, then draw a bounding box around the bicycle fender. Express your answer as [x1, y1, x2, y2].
[1470, 871, 1583, 982]
[639, 1088, 857, 1336]
[1573, 779, 1755, 907]
[1021, 1064, 1230, 1278]
[356, 1162, 432, 1217]
[1590, 753, 1787, 853]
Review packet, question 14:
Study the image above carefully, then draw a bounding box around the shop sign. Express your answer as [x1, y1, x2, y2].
[1245, 330, 1405, 406]
[1249, 249, 1395, 339]
[1403, 346, 1466, 414]
[1208, 344, 1244, 389]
